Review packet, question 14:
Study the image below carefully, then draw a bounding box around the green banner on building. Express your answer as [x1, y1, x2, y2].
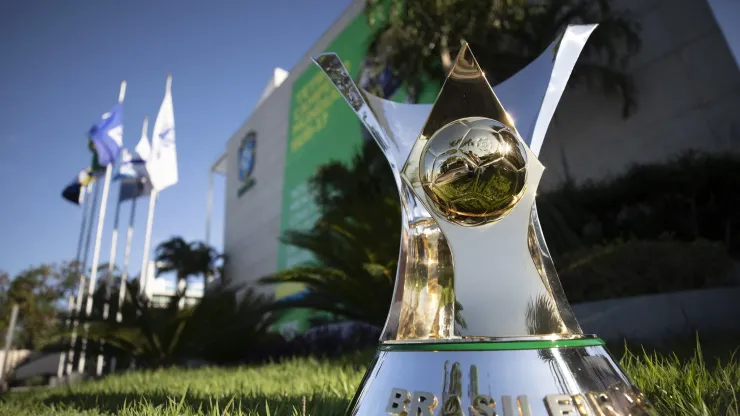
[275, 7, 437, 335]
[276, 13, 373, 335]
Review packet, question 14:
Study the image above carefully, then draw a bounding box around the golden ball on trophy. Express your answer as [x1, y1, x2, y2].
[420, 117, 527, 226]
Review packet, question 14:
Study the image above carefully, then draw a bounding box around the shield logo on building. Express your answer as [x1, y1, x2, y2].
[238, 131, 257, 196]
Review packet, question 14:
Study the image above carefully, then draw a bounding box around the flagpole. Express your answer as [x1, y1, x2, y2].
[111, 116, 149, 318]
[79, 80, 126, 375]
[56, 296, 75, 380]
[138, 72, 174, 302]
[0, 304, 20, 384]
[109, 194, 137, 374]
[57, 182, 91, 379]
[206, 170, 213, 245]
[96, 193, 121, 376]
[67, 180, 100, 375]
[139, 189, 158, 298]
[116, 189, 139, 322]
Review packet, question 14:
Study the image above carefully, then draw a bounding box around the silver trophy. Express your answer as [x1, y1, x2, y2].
[315, 24, 654, 416]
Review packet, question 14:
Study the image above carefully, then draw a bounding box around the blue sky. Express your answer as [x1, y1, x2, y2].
[0, 0, 352, 279]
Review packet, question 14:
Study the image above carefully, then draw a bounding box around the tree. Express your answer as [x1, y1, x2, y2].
[0, 262, 78, 350]
[365, 0, 641, 116]
[154, 237, 223, 296]
[189, 242, 223, 285]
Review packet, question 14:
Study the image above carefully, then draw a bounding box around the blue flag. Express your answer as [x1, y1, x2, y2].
[88, 103, 124, 166]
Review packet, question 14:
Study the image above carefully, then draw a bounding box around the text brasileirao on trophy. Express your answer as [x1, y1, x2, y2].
[314, 24, 654, 416]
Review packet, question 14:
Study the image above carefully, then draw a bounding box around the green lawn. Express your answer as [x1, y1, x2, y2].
[1, 341, 738, 416]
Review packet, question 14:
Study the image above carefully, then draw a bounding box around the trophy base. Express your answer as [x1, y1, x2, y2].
[347, 337, 655, 415]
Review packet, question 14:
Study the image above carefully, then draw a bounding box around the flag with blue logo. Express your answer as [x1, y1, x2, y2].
[88, 103, 124, 166]
[146, 75, 178, 191]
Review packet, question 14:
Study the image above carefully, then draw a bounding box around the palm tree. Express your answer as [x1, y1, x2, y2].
[154, 237, 223, 301]
[189, 242, 223, 285]
[365, 0, 641, 116]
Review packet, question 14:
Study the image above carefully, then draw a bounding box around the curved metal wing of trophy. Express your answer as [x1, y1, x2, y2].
[313, 25, 597, 340]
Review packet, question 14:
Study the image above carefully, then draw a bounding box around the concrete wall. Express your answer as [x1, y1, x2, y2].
[221, 0, 739, 291]
[540, 0, 740, 188]
[223, 82, 290, 295]
[572, 287, 740, 342]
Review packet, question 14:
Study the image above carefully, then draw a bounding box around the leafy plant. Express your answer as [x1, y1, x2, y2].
[64, 279, 278, 369]
[365, 0, 641, 116]
[558, 238, 736, 303]
[177, 284, 277, 364]
[79, 280, 191, 368]
[260, 141, 399, 327]
[538, 151, 740, 260]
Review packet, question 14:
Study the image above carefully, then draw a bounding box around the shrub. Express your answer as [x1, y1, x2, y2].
[244, 322, 380, 363]
[538, 151, 740, 260]
[558, 238, 737, 303]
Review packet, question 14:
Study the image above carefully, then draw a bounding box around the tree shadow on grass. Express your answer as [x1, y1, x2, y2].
[42, 391, 351, 415]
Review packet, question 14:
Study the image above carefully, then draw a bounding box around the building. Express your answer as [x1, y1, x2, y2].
[208, 0, 740, 334]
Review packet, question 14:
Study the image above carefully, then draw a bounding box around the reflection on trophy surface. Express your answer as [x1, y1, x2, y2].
[315, 24, 655, 416]
[419, 117, 528, 227]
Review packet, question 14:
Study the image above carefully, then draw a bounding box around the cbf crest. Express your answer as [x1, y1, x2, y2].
[238, 131, 257, 197]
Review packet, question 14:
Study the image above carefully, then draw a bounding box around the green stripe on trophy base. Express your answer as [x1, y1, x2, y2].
[378, 338, 605, 352]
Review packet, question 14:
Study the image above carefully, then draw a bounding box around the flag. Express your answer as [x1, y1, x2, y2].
[116, 123, 151, 181]
[88, 139, 105, 173]
[88, 103, 124, 166]
[62, 168, 98, 205]
[146, 76, 178, 191]
[116, 148, 139, 181]
[118, 179, 152, 202]
[276, 288, 311, 303]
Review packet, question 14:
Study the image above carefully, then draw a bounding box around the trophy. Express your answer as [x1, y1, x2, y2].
[314, 24, 654, 416]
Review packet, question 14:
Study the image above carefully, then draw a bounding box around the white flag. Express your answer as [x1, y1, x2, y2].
[147, 75, 178, 191]
[117, 149, 138, 180]
[118, 128, 152, 182]
[134, 128, 151, 167]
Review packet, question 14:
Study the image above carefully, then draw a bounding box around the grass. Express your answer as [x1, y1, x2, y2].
[0, 340, 738, 416]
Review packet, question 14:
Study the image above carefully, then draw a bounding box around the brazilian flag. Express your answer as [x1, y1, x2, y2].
[61, 168, 97, 205]
[88, 138, 106, 173]
[61, 139, 106, 205]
